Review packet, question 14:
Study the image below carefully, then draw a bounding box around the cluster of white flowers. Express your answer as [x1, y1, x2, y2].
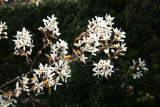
[74, 14, 127, 64]
[50, 39, 68, 60]
[13, 76, 29, 98]
[13, 60, 71, 95]
[93, 59, 114, 78]
[0, 95, 17, 107]
[130, 58, 149, 79]
[30, 38, 70, 93]
[0, 21, 8, 39]
[0, 13, 151, 107]
[87, 14, 114, 40]
[39, 15, 60, 37]
[32, 60, 71, 93]
[13, 28, 34, 55]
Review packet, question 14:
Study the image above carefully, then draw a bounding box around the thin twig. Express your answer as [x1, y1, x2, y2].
[0, 70, 34, 89]
[0, 89, 5, 93]
[0, 42, 46, 89]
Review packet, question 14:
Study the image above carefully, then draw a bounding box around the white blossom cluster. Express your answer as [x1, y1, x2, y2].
[12, 39, 70, 95]
[0, 95, 17, 107]
[13, 28, 34, 55]
[39, 15, 60, 37]
[0, 21, 8, 39]
[130, 58, 149, 79]
[74, 14, 127, 64]
[50, 39, 68, 60]
[93, 59, 114, 78]
[32, 60, 71, 93]
[13, 61, 71, 95]
[13, 76, 29, 98]
[30, 39, 71, 94]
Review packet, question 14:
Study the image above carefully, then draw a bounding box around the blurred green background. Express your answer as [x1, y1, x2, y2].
[0, 0, 160, 106]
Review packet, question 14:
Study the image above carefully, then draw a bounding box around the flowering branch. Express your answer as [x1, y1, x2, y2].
[0, 14, 149, 107]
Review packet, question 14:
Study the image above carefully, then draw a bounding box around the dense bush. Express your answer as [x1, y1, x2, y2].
[0, 0, 160, 106]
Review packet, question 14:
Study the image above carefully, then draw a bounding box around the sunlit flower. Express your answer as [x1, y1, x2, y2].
[0, 21, 8, 40]
[20, 76, 29, 91]
[0, 95, 17, 107]
[33, 82, 43, 93]
[14, 82, 22, 97]
[0, 21, 7, 35]
[93, 59, 114, 78]
[13, 28, 34, 54]
[40, 15, 60, 36]
[53, 78, 62, 91]
[80, 54, 88, 64]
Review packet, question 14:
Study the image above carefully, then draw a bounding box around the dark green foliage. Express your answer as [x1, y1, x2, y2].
[0, 0, 160, 106]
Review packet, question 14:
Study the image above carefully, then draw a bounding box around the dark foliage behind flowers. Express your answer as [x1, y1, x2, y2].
[0, 0, 160, 106]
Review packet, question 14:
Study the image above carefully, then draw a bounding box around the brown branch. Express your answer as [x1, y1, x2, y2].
[0, 42, 47, 90]
[0, 89, 5, 93]
[0, 70, 34, 89]
[0, 29, 52, 91]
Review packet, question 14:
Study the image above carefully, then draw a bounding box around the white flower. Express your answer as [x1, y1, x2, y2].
[138, 58, 149, 71]
[40, 15, 60, 36]
[57, 71, 66, 82]
[19, 76, 29, 91]
[0, 21, 7, 35]
[133, 71, 143, 79]
[31, 74, 39, 88]
[50, 39, 68, 60]
[57, 39, 68, 49]
[34, 69, 42, 78]
[14, 82, 22, 97]
[74, 40, 83, 47]
[33, 82, 43, 93]
[93, 70, 102, 78]
[39, 63, 49, 74]
[80, 54, 88, 64]
[90, 46, 99, 56]
[46, 78, 54, 87]
[131, 58, 148, 79]
[53, 78, 62, 91]
[0, 21, 8, 40]
[0, 95, 17, 107]
[105, 14, 114, 26]
[0, 95, 8, 107]
[93, 59, 114, 78]
[13, 28, 34, 54]
[113, 28, 126, 42]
